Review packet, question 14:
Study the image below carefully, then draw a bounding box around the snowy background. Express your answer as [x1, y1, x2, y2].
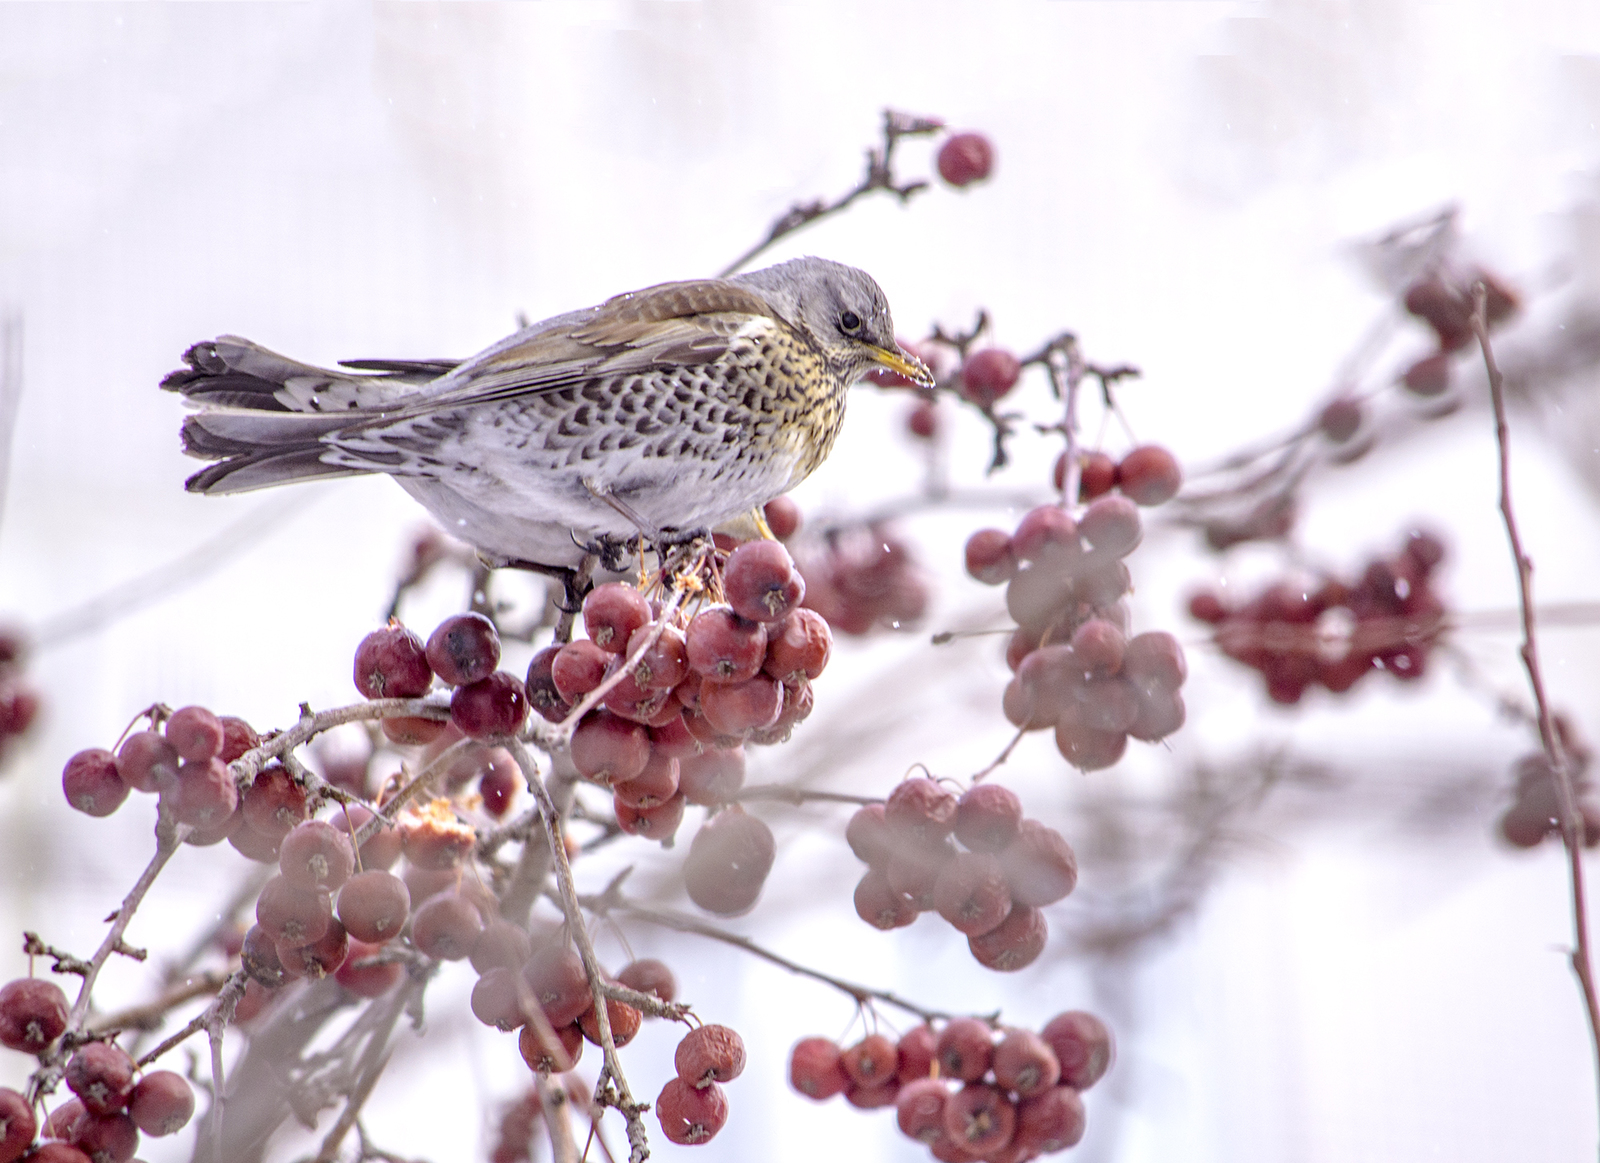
[3, 2, 1600, 1161]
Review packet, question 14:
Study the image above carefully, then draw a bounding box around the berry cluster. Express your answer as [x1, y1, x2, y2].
[847, 781, 1073, 972]
[0, 629, 39, 768]
[967, 499, 1188, 772]
[1188, 529, 1448, 704]
[355, 611, 528, 746]
[800, 526, 930, 636]
[1498, 738, 1600, 850]
[1398, 270, 1518, 399]
[656, 1023, 747, 1145]
[789, 1010, 1111, 1161]
[1052, 445, 1182, 508]
[0, 982, 195, 1163]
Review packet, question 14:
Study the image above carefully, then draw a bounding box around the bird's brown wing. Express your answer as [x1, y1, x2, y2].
[346, 278, 781, 428]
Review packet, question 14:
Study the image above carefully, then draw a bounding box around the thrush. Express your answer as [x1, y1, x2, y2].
[165, 257, 933, 569]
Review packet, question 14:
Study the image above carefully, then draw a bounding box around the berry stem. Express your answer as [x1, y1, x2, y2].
[1472, 282, 1600, 1127]
[132, 969, 247, 1069]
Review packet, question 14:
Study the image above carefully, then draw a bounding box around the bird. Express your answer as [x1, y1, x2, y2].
[164, 256, 934, 571]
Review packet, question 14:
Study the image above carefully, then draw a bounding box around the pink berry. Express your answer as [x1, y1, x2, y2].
[789, 1037, 849, 1101]
[353, 625, 432, 698]
[683, 809, 775, 916]
[165, 706, 224, 762]
[337, 870, 410, 944]
[583, 583, 653, 653]
[0, 977, 68, 1052]
[964, 529, 1018, 586]
[279, 820, 356, 894]
[959, 349, 1021, 408]
[675, 1023, 747, 1087]
[63, 749, 128, 818]
[954, 784, 1023, 853]
[967, 904, 1049, 972]
[115, 731, 179, 794]
[655, 1077, 728, 1145]
[937, 132, 995, 188]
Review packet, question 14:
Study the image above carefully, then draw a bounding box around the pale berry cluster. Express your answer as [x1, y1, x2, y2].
[848, 781, 1073, 972]
[525, 541, 827, 847]
[655, 1023, 747, 1145]
[0, 630, 39, 769]
[1052, 445, 1182, 508]
[967, 499, 1187, 772]
[1499, 731, 1600, 850]
[789, 1010, 1111, 1162]
[0, 980, 195, 1163]
[63, 704, 258, 824]
[1188, 530, 1448, 704]
[1397, 270, 1518, 399]
[799, 525, 931, 636]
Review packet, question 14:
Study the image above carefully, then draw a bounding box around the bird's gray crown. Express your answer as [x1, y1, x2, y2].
[733, 256, 897, 355]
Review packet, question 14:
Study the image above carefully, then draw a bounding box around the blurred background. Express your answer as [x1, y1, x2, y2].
[3, 2, 1600, 1160]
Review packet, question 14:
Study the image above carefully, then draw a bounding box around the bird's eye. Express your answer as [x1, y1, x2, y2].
[839, 310, 861, 332]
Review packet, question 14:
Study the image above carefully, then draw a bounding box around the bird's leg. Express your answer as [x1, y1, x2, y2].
[493, 554, 599, 643]
[582, 478, 664, 542]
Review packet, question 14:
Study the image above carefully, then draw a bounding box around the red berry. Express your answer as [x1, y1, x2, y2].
[0, 977, 68, 1052]
[1403, 279, 1472, 351]
[762, 608, 832, 684]
[1015, 1085, 1087, 1153]
[623, 624, 690, 691]
[840, 1033, 897, 1088]
[683, 809, 776, 916]
[381, 714, 447, 747]
[65, 1042, 135, 1116]
[279, 820, 356, 893]
[240, 925, 287, 989]
[1402, 351, 1452, 397]
[518, 1021, 583, 1074]
[675, 1023, 747, 1086]
[886, 840, 957, 912]
[685, 608, 768, 683]
[170, 757, 238, 827]
[896, 1077, 951, 1146]
[616, 958, 677, 1002]
[411, 892, 484, 961]
[578, 996, 642, 1048]
[336, 940, 405, 999]
[998, 821, 1077, 906]
[551, 640, 609, 704]
[943, 1082, 1016, 1156]
[0, 1087, 36, 1161]
[897, 1026, 937, 1083]
[846, 803, 895, 867]
[239, 765, 308, 839]
[471, 967, 528, 1031]
[343, 805, 402, 871]
[41, 1097, 84, 1141]
[991, 1029, 1061, 1098]
[959, 349, 1021, 408]
[165, 706, 224, 762]
[569, 710, 650, 784]
[964, 529, 1018, 586]
[968, 904, 1048, 971]
[655, 1077, 728, 1145]
[725, 541, 806, 625]
[1122, 630, 1188, 694]
[63, 749, 128, 818]
[764, 496, 803, 540]
[451, 672, 529, 739]
[1188, 590, 1229, 624]
[1078, 450, 1120, 500]
[68, 1111, 138, 1163]
[885, 777, 958, 845]
[615, 792, 687, 841]
[1318, 397, 1363, 442]
[935, 1018, 994, 1082]
[1010, 506, 1079, 566]
[699, 674, 783, 736]
[854, 869, 918, 931]
[255, 874, 332, 946]
[524, 645, 569, 723]
[789, 1037, 849, 1100]
[1079, 494, 1142, 559]
[907, 399, 939, 439]
[1040, 1010, 1114, 1089]
[845, 1079, 901, 1109]
[470, 919, 536, 975]
[677, 747, 744, 806]
[353, 625, 432, 699]
[937, 131, 995, 188]
[1116, 445, 1182, 506]
[954, 784, 1023, 853]
[226, 818, 283, 865]
[933, 852, 1013, 936]
[521, 947, 592, 1028]
[277, 918, 350, 980]
[425, 613, 501, 687]
[115, 731, 179, 794]
[612, 751, 679, 809]
[582, 583, 652, 653]
[1054, 720, 1127, 771]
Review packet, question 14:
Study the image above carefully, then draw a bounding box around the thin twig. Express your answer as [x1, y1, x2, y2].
[1472, 282, 1600, 1128]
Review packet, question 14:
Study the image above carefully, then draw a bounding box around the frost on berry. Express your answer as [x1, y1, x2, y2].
[674, 1023, 746, 1087]
[935, 1018, 994, 1083]
[937, 131, 995, 187]
[1041, 1010, 1115, 1090]
[954, 784, 1023, 853]
[583, 582, 652, 652]
[0, 977, 68, 1052]
[353, 624, 432, 699]
[656, 1076, 729, 1145]
[578, 996, 643, 1048]
[65, 1042, 135, 1116]
[425, 612, 501, 686]
[968, 904, 1048, 972]
[62, 749, 128, 818]
[240, 765, 309, 839]
[411, 892, 484, 961]
[279, 820, 356, 893]
[1079, 494, 1143, 559]
[789, 1037, 850, 1101]
[471, 919, 535, 975]
[165, 705, 224, 762]
[683, 809, 775, 916]
[616, 958, 677, 1002]
[885, 777, 959, 845]
[398, 799, 477, 870]
[932, 852, 1013, 936]
[255, 875, 332, 946]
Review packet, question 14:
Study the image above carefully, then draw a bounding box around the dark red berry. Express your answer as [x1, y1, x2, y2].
[525, 645, 569, 723]
[897, 1025, 937, 1083]
[699, 674, 783, 736]
[896, 1077, 951, 1145]
[991, 1029, 1061, 1098]
[398, 800, 476, 870]
[764, 495, 802, 540]
[964, 529, 1018, 586]
[933, 852, 1012, 936]
[725, 540, 806, 623]
[471, 967, 528, 1031]
[1010, 506, 1079, 566]
[425, 613, 501, 687]
[63, 749, 128, 818]
[551, 640, 610, 703]
[570, 710, 650, 784]
[885, 777, 958, 845]
[656, 1077, 728, 1145]
[1402, 351, 1452, 396]
[0, 977, 68, 1052]
[0, 1087, 36, 1161]
[855, 868, 918, 930]
[335, 940, 405, 999]
[279, 820, 356, 894]
[1403, 279, 1472, 351]
[937, 131, 995, 187]
[240, 765, 308, 839]
[789, 1037, 849, 1100]
[240, 925, 287, 989]
[451, 672, 529, 739]
[907, 399, 939, 439]
[959, 349, 1021, 408]
[277, 918, 350, 980]
[623, 624, 690, 691]
[583, 583, 653, 653]
[165, 706, 224, 762]
[65, 1042, 135, 1116]
[968, 904, 1048, 971]
[683, 809, 775, 916]
[675, 1023, 746, 1086]
[227, 818, 284, 865]
[343, 805, 402, 871]
[612, 751, 679, 809]
[886, 840, 957, 911]
[686, 608, 768, 683]
[41, 1097, 84, 1141]
[615, 792, 687, 841]
[762, 608, 832, 684]
[170, 758, 238, 827]
[943, 1082, 1016, 1155]
[69, 1110, 138, 1163]
[1015, 1085, 1087, 1152]
[1319, 397, 1363, 442]
[353, 625, 432, 699]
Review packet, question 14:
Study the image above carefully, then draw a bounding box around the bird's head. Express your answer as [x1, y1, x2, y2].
[735, 257, 936, 389]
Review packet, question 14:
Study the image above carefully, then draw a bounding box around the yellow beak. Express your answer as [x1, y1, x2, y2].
[869, 344, 937, 388]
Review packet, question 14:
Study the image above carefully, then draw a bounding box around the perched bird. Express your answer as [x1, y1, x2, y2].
[165, 257, 932, 570]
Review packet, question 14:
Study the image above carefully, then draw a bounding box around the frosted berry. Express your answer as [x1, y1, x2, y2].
[1010, 506, 1079, 566]
[968, 904, 1048, 971]
[411, 893, 484, 961]
[937, 131, 995, 188]
[279, 820, 356, 893]
[425, 613, 501, 686]
[582, 583, 652, 653]
[0, 977, 68, 1052]
[343, 805, 402, 871]
[656, 1077, 728, 1145]
[1079, 494, 1142, 559]
[678, 747, 746, 806]
[935, 1018, 994, 1082]
[115, 732, 179, 794]
[616, 958, 677, 1002]
[471, 967, 528, 1031]
[353, 625, 432, 698]
[933, 852, 1012, 936]
[65, 1042, 135, 1116]
[846, 803, 895, 867]
[521, 947, 592, 1028]
[255, 875, 332, 946]
[240, 765, 309, 839]
[63, 749, 128, 818]
[998, 821, 1077, 907]
[885, 777, 958, 845]
[954, 784, 1023, 853]
[684, 810, 775, 915]
[165, 706, 223, 762]
[451, 672, 529, 739]
[470, 919, 535, 975]
[789, 1037, 849, 1101]
[959, 349, 1021, 408]
[886, 840, 957, 911]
